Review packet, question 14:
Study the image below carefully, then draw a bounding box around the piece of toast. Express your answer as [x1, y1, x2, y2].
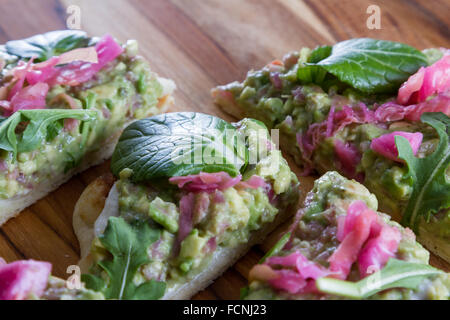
[0, 83, 174, 226]
[73, 175, 300, 300]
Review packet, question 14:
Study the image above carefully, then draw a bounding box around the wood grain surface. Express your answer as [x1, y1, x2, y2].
[0, 0, 449, 300]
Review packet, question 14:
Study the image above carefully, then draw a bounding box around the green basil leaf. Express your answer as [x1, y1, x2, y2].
[0, 109, 98, 157]
[314, 38, 428, 94]
[5, 30, 90, 62]
[83, 217, 165, 300]
[316, 258, 442, 299]
[111, 112, 248, 181]
[397, 112, 450, 231]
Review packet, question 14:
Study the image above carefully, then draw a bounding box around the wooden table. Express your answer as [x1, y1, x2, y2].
[0, 0, 448, 300]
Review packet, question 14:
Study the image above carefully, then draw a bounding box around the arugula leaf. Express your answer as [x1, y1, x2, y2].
[82, 217, 166, 300]
[397, 112, 450, 231]
[0, 109, 97, 158]
[111, 112, 248, 182]
[5, 30, 91, 62]
[304, 38, 428, 94]
[316, 258, 442, 299]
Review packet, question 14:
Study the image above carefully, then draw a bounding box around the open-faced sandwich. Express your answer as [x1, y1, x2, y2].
[72, 112, 300, 300]
[0, 258, 104, 300]
[213, 38, 450, 262]
[0, 30, 175, 225]
[243, 171, 450, 300]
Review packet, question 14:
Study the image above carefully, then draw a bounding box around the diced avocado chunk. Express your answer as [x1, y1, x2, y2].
[178, 229, 208, 272]
[148, 197, 179, 233]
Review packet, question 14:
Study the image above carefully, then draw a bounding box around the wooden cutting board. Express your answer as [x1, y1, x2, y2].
[0, 0, 448, 300]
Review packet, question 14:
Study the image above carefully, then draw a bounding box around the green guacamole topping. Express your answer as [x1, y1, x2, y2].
[0, 40, 166, 199]
[85, 118, 299, 298]
[213, 46, 449, 247]
[244, 172, 449, 300]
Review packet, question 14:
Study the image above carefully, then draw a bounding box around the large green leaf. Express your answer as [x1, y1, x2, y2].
[111, 112, 248, 181]
[311, 38, 428, 94]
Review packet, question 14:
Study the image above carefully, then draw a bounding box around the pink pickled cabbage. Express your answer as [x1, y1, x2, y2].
[174, 193, 195, 254]
[267, 252, 330, 280]
[170, 172, 242, 192]
[375, 91, 450, 122]
[334, 140, 362, 180]
[236, 175, 266, 189]
[331, 200, 401, 278]
[358, 224, 401, 277]
[329, 201, 378, 279]
[297, 103, 375, 165]
[7, 83, 49, 115]
[0, 260, 51, 300]
[251, 251, 330, 294]
[370, 131, 423, 162]
[7, 59, 34, 101]
[27, 34, 122, 87]
[398, 50, 450, 105]
[169, 172, 265, 193]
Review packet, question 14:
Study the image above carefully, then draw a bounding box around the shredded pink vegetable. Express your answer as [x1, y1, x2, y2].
[370, 131, 423, 162]
[7, 59, 35, 101]
[375, 91, 450, 122]
[398, 50, 450, 105]
[27, 34, 122, 87]
[267, 252, 330, 280]
[262, 252, 330, 294]
[331, 200, 401, 278]
[334, 140, 362, 180]
[169, 172, 265, 193]
[297, 103, 375, 167]
[0, 260, 51, 300]
[236, 175, 266, 189]
[358, 224, 401, 277]
[329, 201, 378, 279]
[7, 83, 49, 116]
[174, 193, 195, 255]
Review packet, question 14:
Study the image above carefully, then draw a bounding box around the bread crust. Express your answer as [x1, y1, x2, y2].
[0, 86, 174, 226]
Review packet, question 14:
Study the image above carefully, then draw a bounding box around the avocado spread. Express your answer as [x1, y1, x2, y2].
[213, 47, 449, 252]
[0, 40, 167, 199]
[244, 172, 450, 300]
[87, 119, 299, 295]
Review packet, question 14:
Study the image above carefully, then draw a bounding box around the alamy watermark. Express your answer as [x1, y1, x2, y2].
[66, 5, 81, 30]
[66, 265, 82, 290]
[366, 4, 381, 30]
[169, 128, 280, 167]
